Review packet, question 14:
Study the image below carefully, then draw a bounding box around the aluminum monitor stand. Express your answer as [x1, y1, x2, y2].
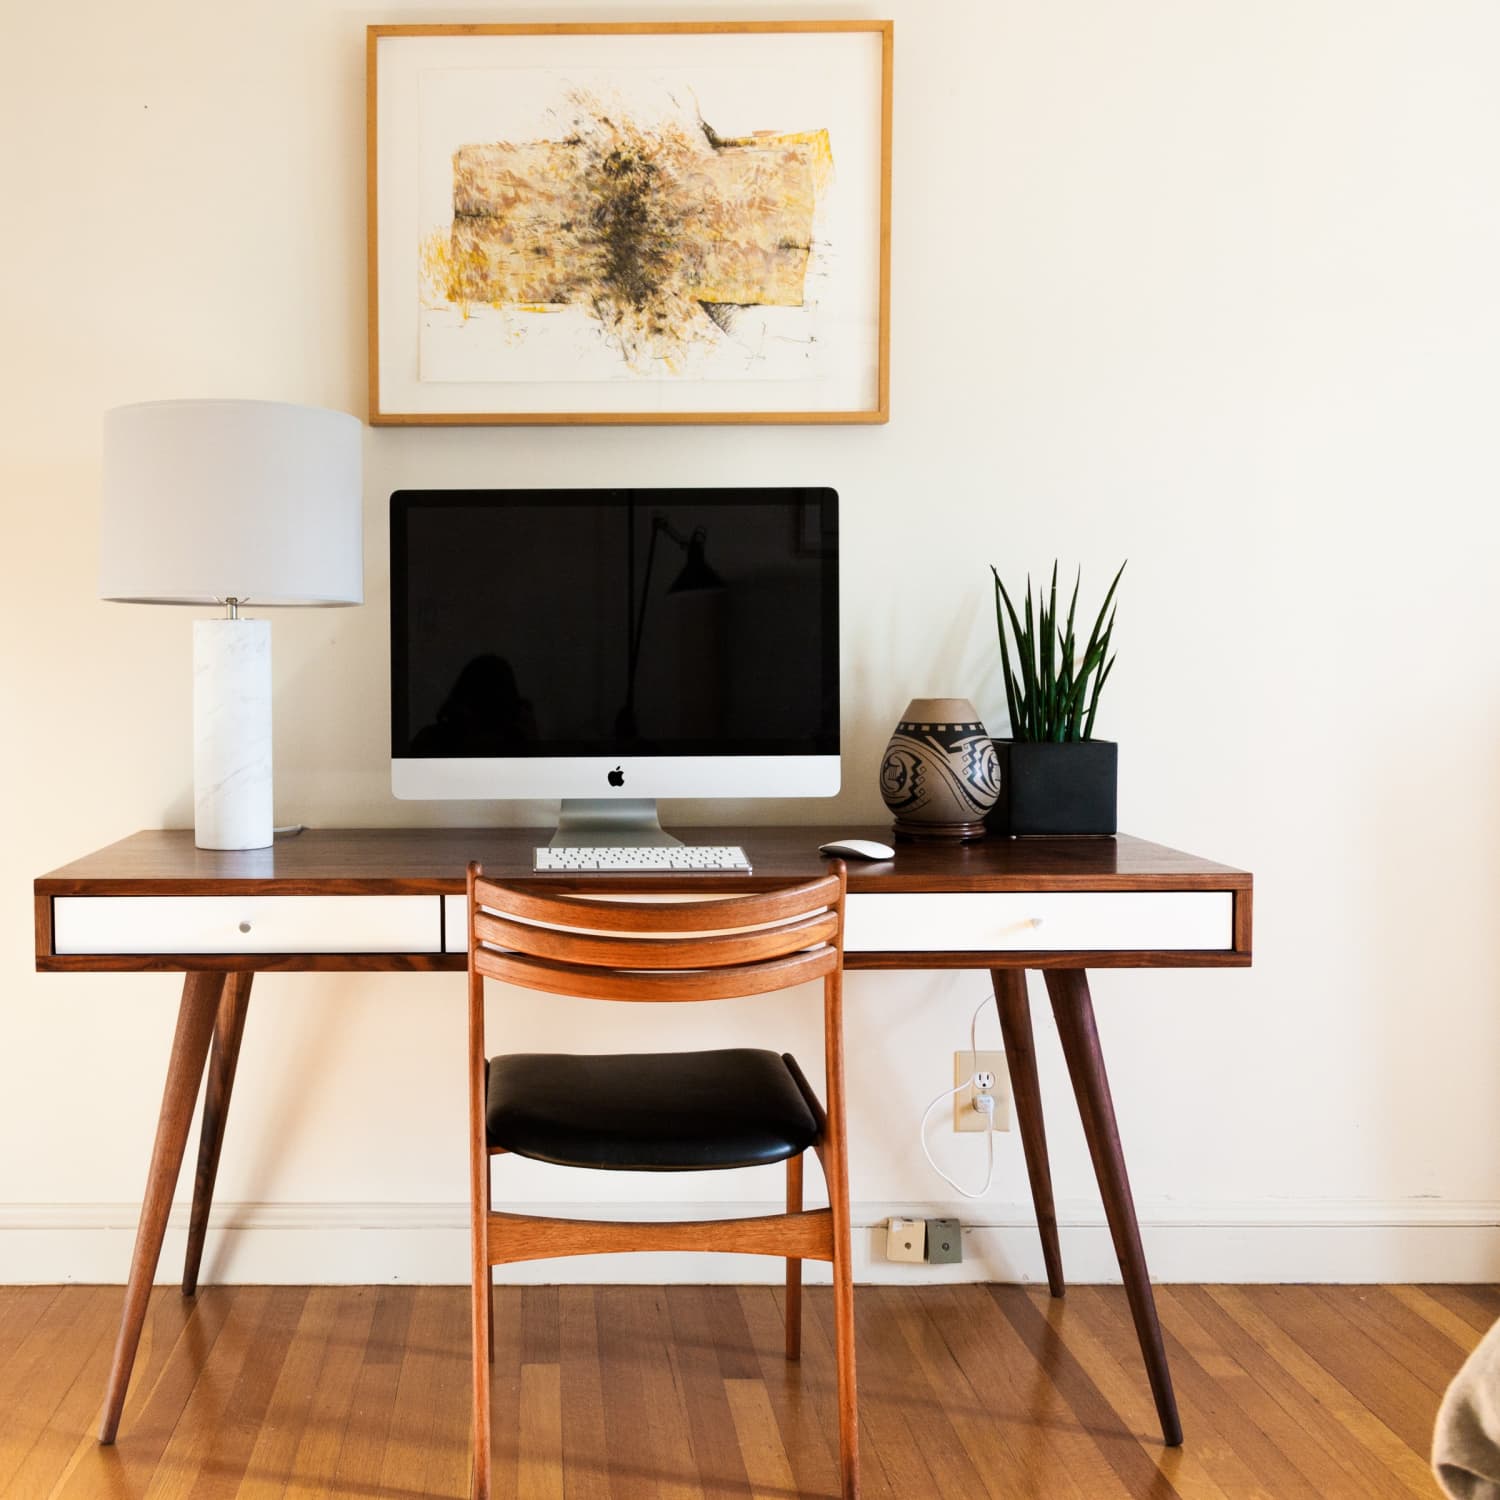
[549, 798, 682, 848]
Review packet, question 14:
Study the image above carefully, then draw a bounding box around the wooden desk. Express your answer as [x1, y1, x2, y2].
[34, 826, 1252, 1448]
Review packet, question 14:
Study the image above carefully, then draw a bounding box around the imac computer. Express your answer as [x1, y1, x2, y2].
[390, 487, 839, 845]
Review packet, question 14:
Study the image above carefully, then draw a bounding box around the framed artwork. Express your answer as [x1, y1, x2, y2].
[367, 22, 892, 426]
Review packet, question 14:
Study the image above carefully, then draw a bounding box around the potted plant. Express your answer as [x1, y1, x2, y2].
[987, 560, 1125, 836]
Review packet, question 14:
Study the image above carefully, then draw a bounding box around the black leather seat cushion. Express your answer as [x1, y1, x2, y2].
[485, 1048, 819, 1171]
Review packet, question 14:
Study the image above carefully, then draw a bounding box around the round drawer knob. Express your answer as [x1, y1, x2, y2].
[238, 920, 252, 934]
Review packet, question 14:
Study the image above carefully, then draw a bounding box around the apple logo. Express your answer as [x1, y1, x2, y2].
[607, 766, 625, 787]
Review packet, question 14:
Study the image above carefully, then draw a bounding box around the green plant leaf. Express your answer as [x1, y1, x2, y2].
[994, 569, 1035, 740]
[1084, 653, 1116, 740]
[991, 566, 1020, 739]
[1079, 562, 1126, 675]
[1040, 561, 1057, 734]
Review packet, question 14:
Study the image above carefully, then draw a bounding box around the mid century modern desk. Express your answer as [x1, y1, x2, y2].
[33, 826, 1253, 1448]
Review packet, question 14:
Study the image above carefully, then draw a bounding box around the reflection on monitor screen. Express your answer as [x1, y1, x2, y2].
[390, 488, 839, 836]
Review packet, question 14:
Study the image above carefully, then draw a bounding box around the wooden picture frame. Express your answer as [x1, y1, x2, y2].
[367, 22, 892, 426]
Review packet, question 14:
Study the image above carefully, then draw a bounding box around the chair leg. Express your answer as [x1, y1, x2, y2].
[785, 1151, 804, 1361]
[824, 1130, 859, 1496]
[471, 1148, 493, 1495]
[471, 1228, 492, 1499]
[484, 1158, 495, 1365]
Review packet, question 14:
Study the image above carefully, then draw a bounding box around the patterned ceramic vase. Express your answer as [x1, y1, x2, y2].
[880, 698, 1001, 841]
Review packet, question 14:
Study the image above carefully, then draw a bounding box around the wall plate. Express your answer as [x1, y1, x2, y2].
[885, 1217, 926, 1263]
[954, 1050, 1010, 1132]
[926, 1217, 962, 1264]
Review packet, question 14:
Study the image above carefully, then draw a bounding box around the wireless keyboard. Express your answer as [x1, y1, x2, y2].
[533, 845, 752, 873]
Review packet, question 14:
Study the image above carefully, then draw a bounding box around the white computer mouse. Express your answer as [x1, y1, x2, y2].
[818, 838, 896, 861]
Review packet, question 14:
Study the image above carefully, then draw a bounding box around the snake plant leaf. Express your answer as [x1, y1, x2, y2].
[995, 570, 1036, 740]
[991, 566, 1020, 738]
[1079, 562, 1126, 676]
[1084, 653, 1116, 740]
[1041, 562, 1057, 718]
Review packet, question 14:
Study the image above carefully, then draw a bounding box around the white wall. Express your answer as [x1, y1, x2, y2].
[3, 0, 1499, 1285]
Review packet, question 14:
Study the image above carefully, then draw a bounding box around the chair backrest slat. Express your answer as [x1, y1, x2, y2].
[472, 874, 841, 934]
[473, 907, 839, 970]
[474, 942, 838, 1002]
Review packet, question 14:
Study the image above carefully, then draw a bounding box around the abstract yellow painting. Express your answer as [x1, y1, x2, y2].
[369, 23, 891, 424]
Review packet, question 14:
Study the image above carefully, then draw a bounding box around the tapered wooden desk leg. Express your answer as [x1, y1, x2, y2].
[990, 969, 1065, 1298]
[99, 971, 225, 1444]
[182, 972, 253, 1296]
[1044, 969, 1182, 1447]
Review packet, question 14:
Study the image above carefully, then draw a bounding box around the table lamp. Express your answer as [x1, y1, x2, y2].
[99, 399, 363, 850]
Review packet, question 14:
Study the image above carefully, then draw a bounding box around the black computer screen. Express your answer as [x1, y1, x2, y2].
[390, 488, 839, 759]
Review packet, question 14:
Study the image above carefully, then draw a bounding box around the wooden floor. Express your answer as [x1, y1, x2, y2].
[1, 1282, 1493, 1499]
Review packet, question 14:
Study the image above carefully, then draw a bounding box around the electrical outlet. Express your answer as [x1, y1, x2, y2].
[926, 1218, 963, 1264]
[885, 1217, 926, 1263]
[954, 1051, 1010, 1132]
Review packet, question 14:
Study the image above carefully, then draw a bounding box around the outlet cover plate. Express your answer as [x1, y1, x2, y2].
[927, 1218, 962, 1264]
[885, 1217, 926, 1263]
[954, 1050, 1010, 1132]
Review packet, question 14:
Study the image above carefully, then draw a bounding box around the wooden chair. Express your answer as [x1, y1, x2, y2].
[465, 861, 858, 1500]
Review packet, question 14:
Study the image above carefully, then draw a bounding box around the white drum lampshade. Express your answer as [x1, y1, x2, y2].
[100, 400, 363, 850]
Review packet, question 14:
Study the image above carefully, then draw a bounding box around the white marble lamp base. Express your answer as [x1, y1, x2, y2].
[193, 617, 273, 850]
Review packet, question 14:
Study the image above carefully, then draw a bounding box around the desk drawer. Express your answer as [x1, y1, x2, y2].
[51, 895, 444, 955]
[843, 891, 1233, 953]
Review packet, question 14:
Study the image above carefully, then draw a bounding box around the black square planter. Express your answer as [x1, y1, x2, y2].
[986, 740, 1118, 837]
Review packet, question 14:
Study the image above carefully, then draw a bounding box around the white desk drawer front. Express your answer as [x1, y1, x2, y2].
[843, 891, 1234, 952]
[52, 896, 444, 955]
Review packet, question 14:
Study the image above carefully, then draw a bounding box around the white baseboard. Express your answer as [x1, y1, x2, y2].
[2, 1198, 1497, 1286]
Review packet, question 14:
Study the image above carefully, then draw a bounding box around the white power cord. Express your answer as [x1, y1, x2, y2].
[919, 992, 1001, 1200]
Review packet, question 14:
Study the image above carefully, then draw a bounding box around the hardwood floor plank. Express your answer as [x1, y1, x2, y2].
[1320, 1284, 1473, 1396]
[233, 1286, 343, 1500]
[413, 1276, 474, 1500]
[0, 1286, 115, 1488]
[1169, 1286, 1417, 1500]
[723, 1377, 797, 1500]
[485, 1283, 525, 1500]
[139, 1285, 279, 1500]
[704, 1284, 761, 1383]
[1131, 1286, 1320, 1499]
[661, 1287, 745, 1500]
[1, 1283, 1483, 1498]
[987, 1285, 1176, 1499]
[0, 1287, 63, 1367]
[1389, 1284, 1493, 1357]
[556, 1288, 610, 1500]
[1044, 1289, 1226, 1500]
[633, 1286, 707, 1500]
[522, 1285, 560, 1367]
[328, 1284, 413, 1498]
[925, 1286, 1101, 1500]
[5, 1290, 120, 1500]
[827, 1279, 955, 1498]
[886, 1284, 1033, 1499]
[1256, 1285, 1440, 1459]
[53, 1288, 233, 1500]
[1206, 1286, 1437, 1496]
[1418, 1283, 1500, 1338]
[282, 1287, 382, 1497]
[735, 1287, 844, 1499]
[518, 1362, 564, 1500]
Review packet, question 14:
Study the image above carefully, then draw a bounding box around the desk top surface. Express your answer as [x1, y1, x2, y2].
[37, 827, 1251, 896]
